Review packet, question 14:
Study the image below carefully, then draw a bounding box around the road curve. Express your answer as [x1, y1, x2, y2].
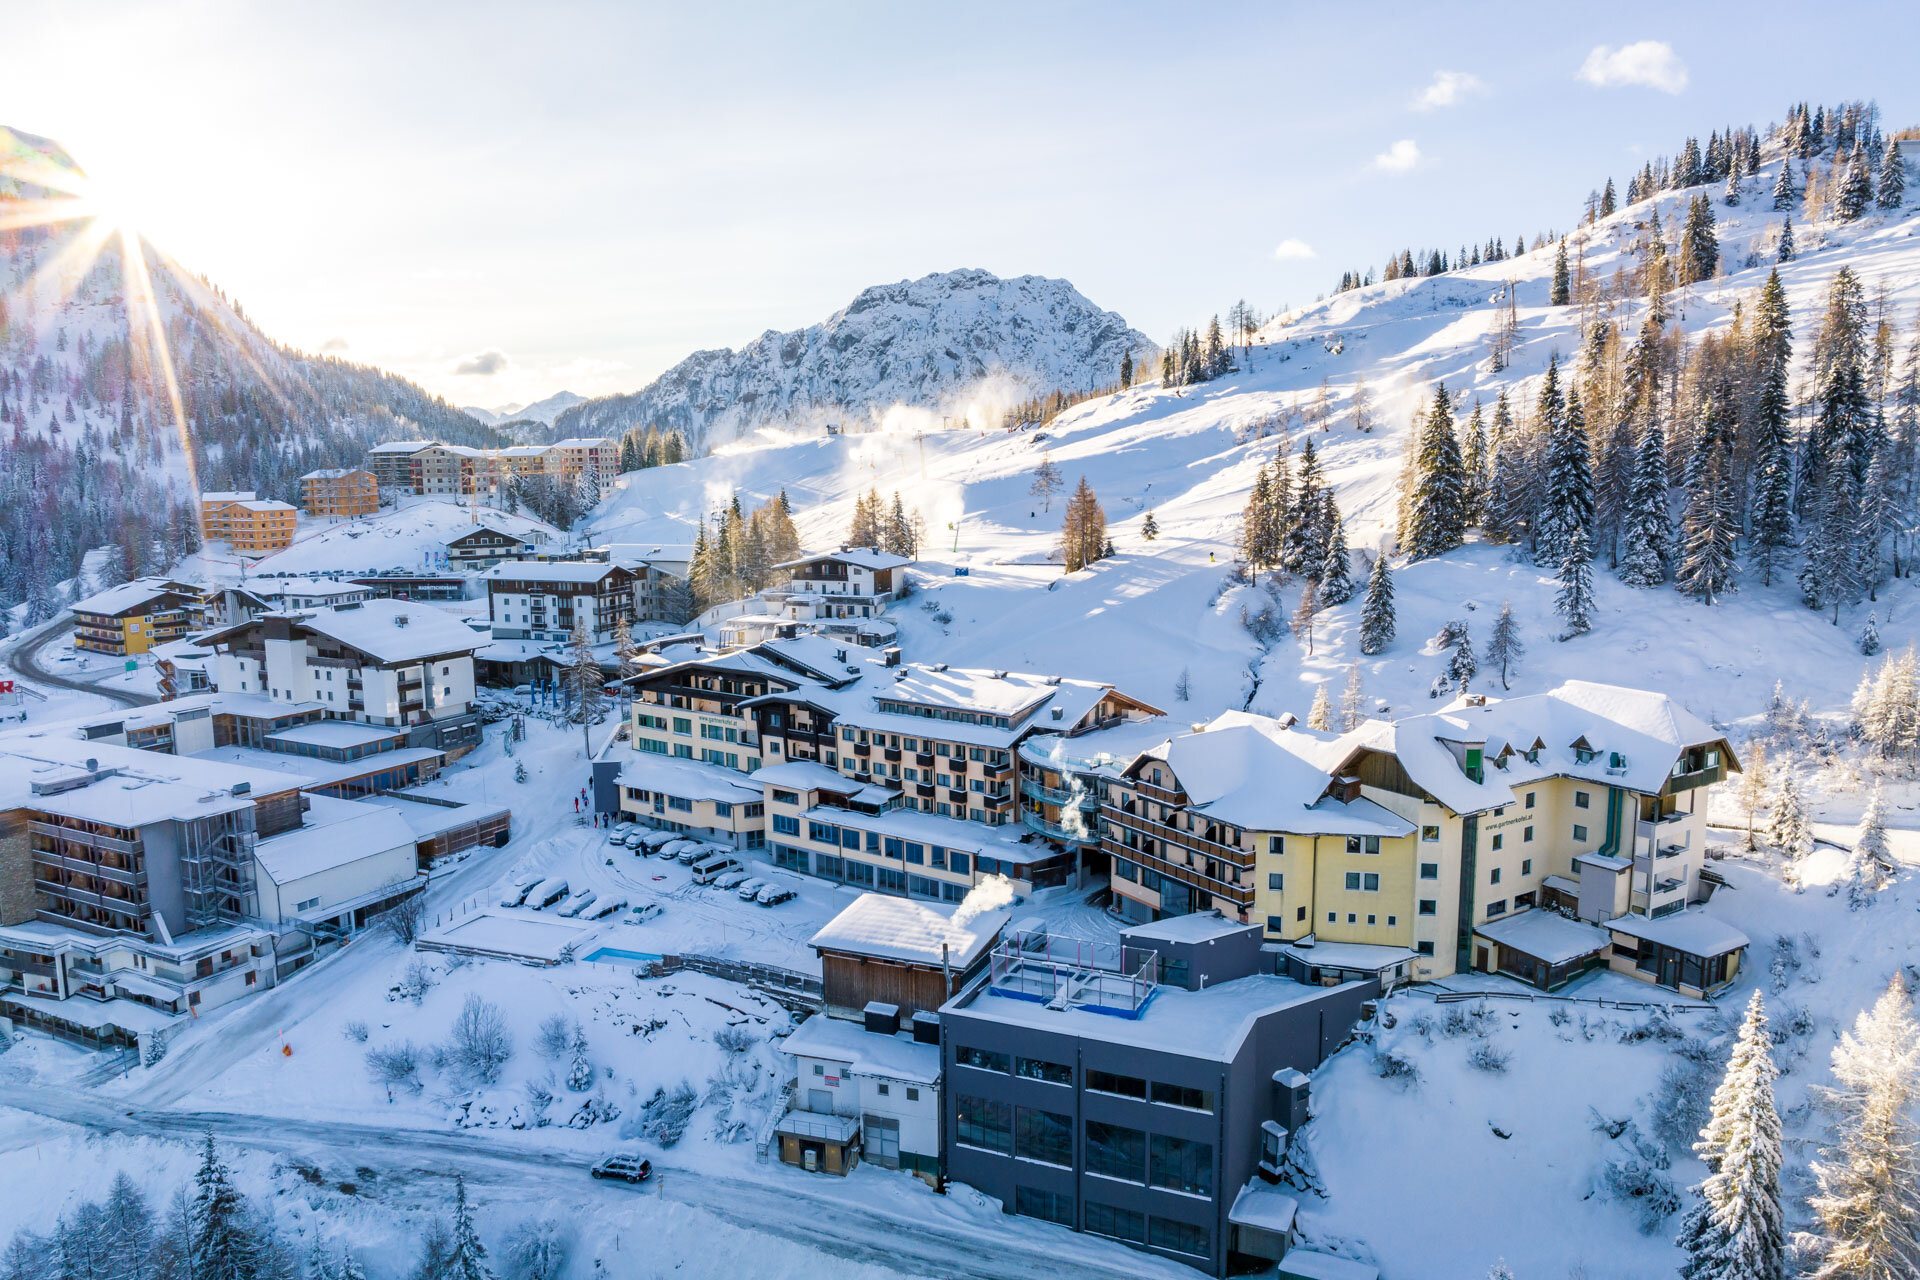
[7, 619, 157, 709]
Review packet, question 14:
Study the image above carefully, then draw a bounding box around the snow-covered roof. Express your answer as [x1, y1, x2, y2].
[263, 721, 406, 750]
[1, 992, 182, 1035]
[300, 467, 370, 481]
[1229, 1182, 1300, 1235]
[357, 791, 511, 841]
[275, 600, 486, 664]
[188, 745, 443, 790]
[201, 490, 256, 502]
[1278, 1250, 1379, 1280]
[252, 794, 416, 885]
[1275, 938, 1419, 974]
[0, 738, 311, 826]
[779, 1016, 941, 1084]
[1605, 912, 1750, 958]
[548, 436, 616, 449]
[751, 759, 871, 795]
[1474, 909, 1613, 965]
[774, 547, 915, 572]
[1329, 680, 1732, 816]
[802, 801, 1049, 863]
[611, 754, 762, 805]
[367, 440, 434, 454]
[482, 561, 628, 585]
[70, 577, 199, 617]
[808, 893, 1007, 967]
[879, 665, 1096, 718]
[1122, 912, 1255, 945]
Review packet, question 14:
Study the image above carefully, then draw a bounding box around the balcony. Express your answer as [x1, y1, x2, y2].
[1101, 836, 1254, 908]
[1020, 807, 1099, 846]
[34, 878, 151, 917]
[29, 822, 142, 858]
[31, 851, 144, 887]
[914, 753, 935, 768]
[883, 748, 902, 763]
[1103, 806, 1250, 867]
[1020, 775, 1099, 810]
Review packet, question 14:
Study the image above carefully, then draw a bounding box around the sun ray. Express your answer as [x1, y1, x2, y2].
[18, 211, 118, 312]
[116, 225, 205, 541]
[153, 252, 305, 421]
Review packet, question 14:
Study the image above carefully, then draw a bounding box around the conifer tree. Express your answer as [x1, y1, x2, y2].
[1536, 368, 1595, 568]
[103, 1171, 155, 1280]
[1059, 477, 1107, 572]
[1771, 161, 1796, 212]
[1679, 195, 1720, 285]
[1485, 391, 1533, 544]
[1836, 143, 1875, 221]
[1307, 683, 1333, 731]
[1551, 239, 1571, 306]
[1445, 626, 1477, 692]
[1358, 554, 1395, 655]
[1462, 399, 1490, 527]
[1119, 350, 1133, 389]
[445, 1176, 496, 1280]
[1404, 385, 1467, 559]
[1619, 417, 1672, 587]
[192, 1133, 252, 1280]
[1339, 661, 1366, 731]
[1858, 612, 1882, 657]
[1767, 772, 1811, 865]
[1239, 464, 1281, 579]
[1600, 177, 1617, 217]
[1798, 452, 1860, 622]
[1877, 138, 1906, 210]
[1141, 510, 1158, 541]
[1285, 441, 1329, 574]
[1777, 216, 1795, 263]
[1805, 976, 1920, 1278]
[1318, 511, 1354, 604]
[1750, 272, 1797, 585]
[1486, 599, 1524, 690]
[1676, 434, 1739, 606]
[563, 618, 607, 755]
[1844, 788, 1892, 909]
[1555, 525, 1595, 637]
[1675, 991, 1786, 1280]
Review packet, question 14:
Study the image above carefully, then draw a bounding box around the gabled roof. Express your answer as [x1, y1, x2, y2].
[773, 548, 914, 572]
[367, 440, 434, 455]
[202, 600, 485, 665]
[808, 892, 1007, 967]
[482, 561, 629, 585]
[70, 577, 201, 618]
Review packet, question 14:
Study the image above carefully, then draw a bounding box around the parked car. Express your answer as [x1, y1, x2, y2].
[713, 870, 752, 890]
[755, 884, 794, 906]
[691, 853, 741, 885]
[528, 877, 569, 909]
[735, 879, 768, 901]
[589, 1153, 652, 1183]
[675, 844, 708, 865]
[558, 889, 598, 918]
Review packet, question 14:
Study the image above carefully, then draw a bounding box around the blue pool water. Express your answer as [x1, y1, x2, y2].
[584, 946, 663, 965]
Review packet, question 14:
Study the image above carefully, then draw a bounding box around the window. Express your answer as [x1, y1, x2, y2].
[1366, 914, 1377, 926]
[1523, 825, 1534, 842]
[955, 1095, 1012, 1153]
[1525, 791, 1536, 808]
[771, 788, 799, 805]
[1490, 834, 1503, 851]
[1085, 1203, 1146, 1244]
[906, 1087, 919, 1102]
[1572, 824, 1589, 842]
[1574, 790, 1591, 809]
[876, 1082, 890, 1097]
[772, 814, 800, 836]
[1267, 915, 1286, 933]
[956, 1046, 1010, 1073]
[1387, 915, 1397, 927]
[1296, 906, 1307, 922]
[1014, 1186, 1074, 1226]
[1085, 1121, 1147, 1180]
[1489, 867, 1502, 885]
[672, 717, 692, 735]
[1149, 1218, 1211, 1258]
[1419, 899, 1437, 915]
[667, 796, 693, 813]
[812, 1063, 824, 1076]
[1149, 1134, 1213, 1197]
[1420, 862, 1439, 880]
[1421, 825, 1441, 842]
[1345, 835, 1381, 855]
[1521, 858, 1532, 875]
[1015, 1107, 1073, 1166]
[1345, 871, 1380, 892]
[1267, 872, 1284, 891]
[1327, 912, 1337, 924]
[295, 896, 321, 912]
[1015, 1056, 1072, 1086]
[1268, 835, 1284, 854]
[713, 802, 732, 818]
[1486, 898, 1508, 917]
[1150, 1082, 1214, 1112]
[1347, 912, 1357, 924]
[1086, 1069, 1146, 1100]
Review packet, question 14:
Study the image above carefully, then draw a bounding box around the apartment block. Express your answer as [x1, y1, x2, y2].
[485, 561, 641, 644]
[364, 438, 619, 500]
[940, 914, 1372, 1277]
[200, 491, 297, 556]
[299, 467, 379, 519]
[365, 441, 434, 493]
[70, 578, 203, 656]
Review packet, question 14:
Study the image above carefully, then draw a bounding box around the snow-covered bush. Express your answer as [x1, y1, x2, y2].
[342, 1019, 370, 1044]
[523, 1074, 556, 1125]
[381, 893, 427, 945]
[1428, 618, 1469, 650]
[1649, 1058, 1712, 1154]
[713, 1025, 756, 1055]
[366, 1041, 422, 1092]
[1589, 1115, 1678, 1234]
[629, 1082, 699, 1147]
[502, 1217, 571, 1280]
[445, 995, 513, 1086]
[1240, 601, 1284, 644]
[535, 1014, 573, 1060]
[1467, 1040, 1511, 1074]
[1373, 1047, 1421, 1087]
[1617, 1009, 1684, 1045]
[390, 959, 434, 1005]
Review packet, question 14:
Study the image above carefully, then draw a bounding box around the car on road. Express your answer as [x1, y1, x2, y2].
[589, 1153, 652, 1183]
[755, 884, 794, 906]
[735, 878, 768, 901]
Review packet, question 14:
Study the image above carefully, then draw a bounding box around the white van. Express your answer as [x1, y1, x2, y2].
[691, 852, 742, 885]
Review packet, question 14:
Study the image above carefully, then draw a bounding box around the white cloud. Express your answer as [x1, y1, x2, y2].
[319, 336, 349, 352]
[1577, 41, 1688, 94]
[1371, 139, 1421, 174]
[1412, 70, 1486, 111]
[1273, 238, 1317, 261]
[454, 349, 509, 376]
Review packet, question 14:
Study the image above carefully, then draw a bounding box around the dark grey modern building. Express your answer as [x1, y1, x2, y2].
[939, 914, 1374, 1276]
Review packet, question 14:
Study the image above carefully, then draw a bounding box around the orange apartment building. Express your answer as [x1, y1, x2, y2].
[200, 491, 297, 556]
[299, 468, 380, 519]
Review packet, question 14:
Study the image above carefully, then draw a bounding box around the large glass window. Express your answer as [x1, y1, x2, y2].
[1013, 1186, 1073, 1226]
[1149, 1081, 1214, 1113]
[1084, 1120, 1145, 1182]
[1149, 1134, 1213, 1198]
[1014, 1107, 1072, 1167]
[955, 1094, 1011, 1154]
[1148, 1218, 1211, 1258]
[1086, 1068, 1147, 1099]
[955, 1046, 1010, 1073]
[1015, 1056, 1071, 1086]
[1084, 1202, 1145, 1243]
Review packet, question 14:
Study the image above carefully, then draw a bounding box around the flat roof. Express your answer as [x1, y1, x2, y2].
[780, 1016, 941, 1084]
[252, 794, 418, 885]
[1474, 909, 1613, 965]
[357, 791, 512, 840]
[1122, 912, 1257, 945]
[188, 745, 442, 790]
[264, 721, 408, 750]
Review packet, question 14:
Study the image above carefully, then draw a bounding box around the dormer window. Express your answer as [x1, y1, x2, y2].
[1574, 747, 1595, 765]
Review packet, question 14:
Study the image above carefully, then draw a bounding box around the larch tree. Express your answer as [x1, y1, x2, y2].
[1485, 600, 1524, 690]
[1307, 682, 1333, 731]
[563, 617, 608, 756]
[1339, 661, 1367, 730]
[1059, 477, 1107, 573]
[1030, 453, 1063, 513]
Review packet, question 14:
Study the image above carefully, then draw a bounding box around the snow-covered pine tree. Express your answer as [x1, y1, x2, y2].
[1554, 525, 1596, 637]
[1536, 370, 1595, 568]
[1446, 626, 1478, 693]
[1771, 160, 1796, 211]
[444, 1176, 496, 1280]
[1339, 661, 1366, 731]
[1805, 976, 1920, 1278]
[1750, 272, 1796, 586]
[1485, 391, 1534, 545]
[563, 618, 607, 756]
[1601, 176, 1618, 216]
[1551, 239, 1571, 306]
[1675, 990, 1786, 1280]
[1358, 554, 1395, 655]
[102, 1171, 155, 1280]
[1618, 416, 1672, 586]
[1141, 510, 1158, 541]
[1486, 599, 1524, 690]
[1284, 441, 1328, 575]
[1858, 612, 1881, 656]
[1797, 452, 1861, 623]
[1877, 138, 1907, 210]
[1461, 398, 1490, 528]
[1767, 772, 1811, 865]
[1676, 436, 1739, 606]
[1836, 142, 1875, 221]
[1844, 788, 1892, 909]
[1307, 683, 1333, 731]
[1239, 465, 1279, 577]
[191, 1133, 253, 1280]
[1679, 194, 1720, 285]
[1318, 509, 1354, 604]
[1404, 384, 1467, 560]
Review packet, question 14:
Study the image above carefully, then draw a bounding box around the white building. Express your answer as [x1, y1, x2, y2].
[766, 549, 914, 621]
[780, 1008, 942, 1182]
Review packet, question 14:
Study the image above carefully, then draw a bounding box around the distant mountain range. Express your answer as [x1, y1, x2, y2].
[553, 268, 1152, 448]
[459, 390, 585, 429]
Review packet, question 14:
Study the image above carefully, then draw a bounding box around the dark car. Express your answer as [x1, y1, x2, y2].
[590, 1153, 653, 1183]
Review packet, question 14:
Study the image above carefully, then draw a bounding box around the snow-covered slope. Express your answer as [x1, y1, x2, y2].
[461, 390, 584, 429]
[585, 151, 1920, 736]
[554, 268, 1151, 449]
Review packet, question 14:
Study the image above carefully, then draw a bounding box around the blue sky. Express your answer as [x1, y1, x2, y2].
[6, 1, 1917, 408]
